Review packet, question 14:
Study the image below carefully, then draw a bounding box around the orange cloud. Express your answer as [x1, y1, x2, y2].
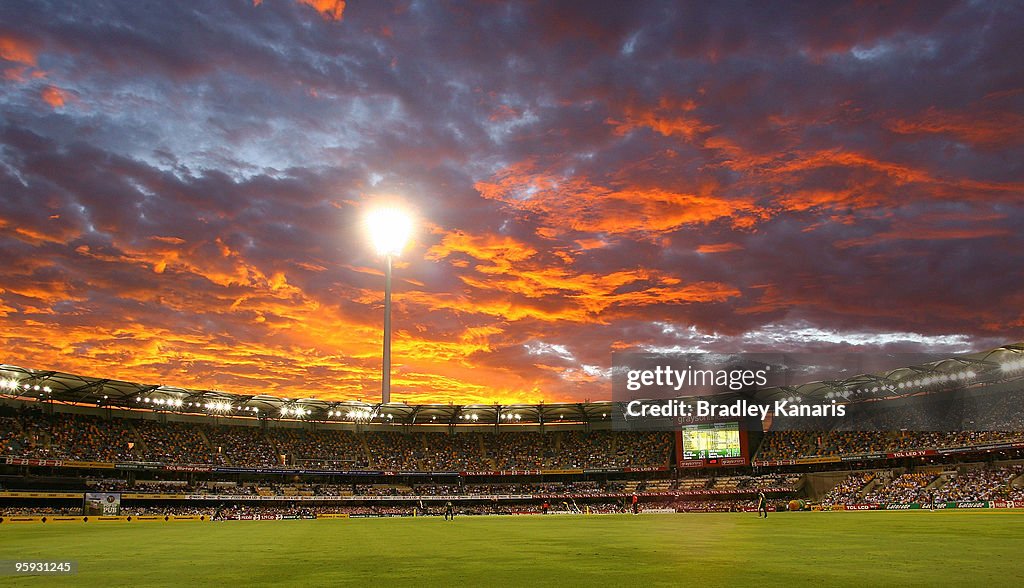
[253, 0, 345, 21]
[475, 161, 765, 240]
[835, 227, 1012, 250]
[41, 85, 67, 108]
[424, 230, 740, 323]
[607, 97, 712, 141]
[0, 223, 594, 404]
[303, 0, 346, 20]
[697, 242, 743, 254]
[0, 35, 37, 66]
[888, 106, 1024, 147]
[3, 66, 28, 81]
[695, 133, 1024, 215]
[489, 104, 520, 121]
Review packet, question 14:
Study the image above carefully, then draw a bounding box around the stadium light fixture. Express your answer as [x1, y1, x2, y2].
[1001, 358, 1024, 373]
[365, 205, 414, 405]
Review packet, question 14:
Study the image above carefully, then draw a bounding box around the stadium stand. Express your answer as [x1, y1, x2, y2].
[931, 465, 1024, 502]
[820, 472, 876, 505]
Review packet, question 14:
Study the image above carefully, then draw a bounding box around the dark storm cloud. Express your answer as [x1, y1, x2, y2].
[0, 0, 1021, 402]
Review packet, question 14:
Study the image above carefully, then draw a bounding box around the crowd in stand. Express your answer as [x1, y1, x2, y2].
[3, 406, 1023, 484]
[668, 500, 751, 512]
[4, 462, 1022, 516]
[757, 430, 1024, 461]
[739, 474, 800, 490]
[207, 424, 279, 467]
[267, 428, 368, 469]
[753, 431, 811, 462]
[2, 411, 136, 462]
[121, 506, 213, 516]
[133, 419, 210, 464]
[863, 472, 938, 504]
[0, 409, 675, 471]
[1, 506, 85, 516]
[489, 432, 547, 470]
[364, 431, 424, 470]
[419, 432, 484, 471]
[932, 465, 1024, 502]
[820, 472, 876, 505]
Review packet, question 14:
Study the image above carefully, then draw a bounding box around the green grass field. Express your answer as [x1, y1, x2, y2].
[2, 512, 1023, 586]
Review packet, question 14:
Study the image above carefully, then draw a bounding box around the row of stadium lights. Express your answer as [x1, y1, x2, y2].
[0, 379, 51, 395]
[324, 409, 395, 421]
[1001, 358, 1024, 373]
[7, 358, 1020, 415]
[134, 396, 259, 414]
[824, 369, 979, 400]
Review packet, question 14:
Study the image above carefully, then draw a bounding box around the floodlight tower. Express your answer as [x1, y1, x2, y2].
[366, 207, 413, 404]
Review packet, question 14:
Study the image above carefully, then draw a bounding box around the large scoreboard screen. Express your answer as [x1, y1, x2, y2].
[681, 422, 742, 460]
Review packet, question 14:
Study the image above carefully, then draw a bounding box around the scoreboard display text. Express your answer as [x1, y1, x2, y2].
[681, 422, 742, 460]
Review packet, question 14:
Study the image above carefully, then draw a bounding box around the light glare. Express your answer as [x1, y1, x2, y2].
[366, 207, 413, 257]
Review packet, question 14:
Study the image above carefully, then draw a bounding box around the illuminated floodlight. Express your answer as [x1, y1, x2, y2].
[365, 205, 415, 405]
[365, 207, 413, 257]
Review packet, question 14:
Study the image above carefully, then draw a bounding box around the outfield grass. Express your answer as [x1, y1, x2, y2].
[2, 512, 1023, 587]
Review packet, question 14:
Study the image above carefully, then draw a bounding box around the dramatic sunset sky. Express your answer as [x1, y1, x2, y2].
[1, 1, 1022, 404]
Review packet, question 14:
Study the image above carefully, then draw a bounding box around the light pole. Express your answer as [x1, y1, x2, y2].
[366, 207, 412, 404]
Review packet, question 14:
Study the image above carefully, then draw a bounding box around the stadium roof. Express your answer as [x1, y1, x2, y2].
[1, 343, 1022, 425]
